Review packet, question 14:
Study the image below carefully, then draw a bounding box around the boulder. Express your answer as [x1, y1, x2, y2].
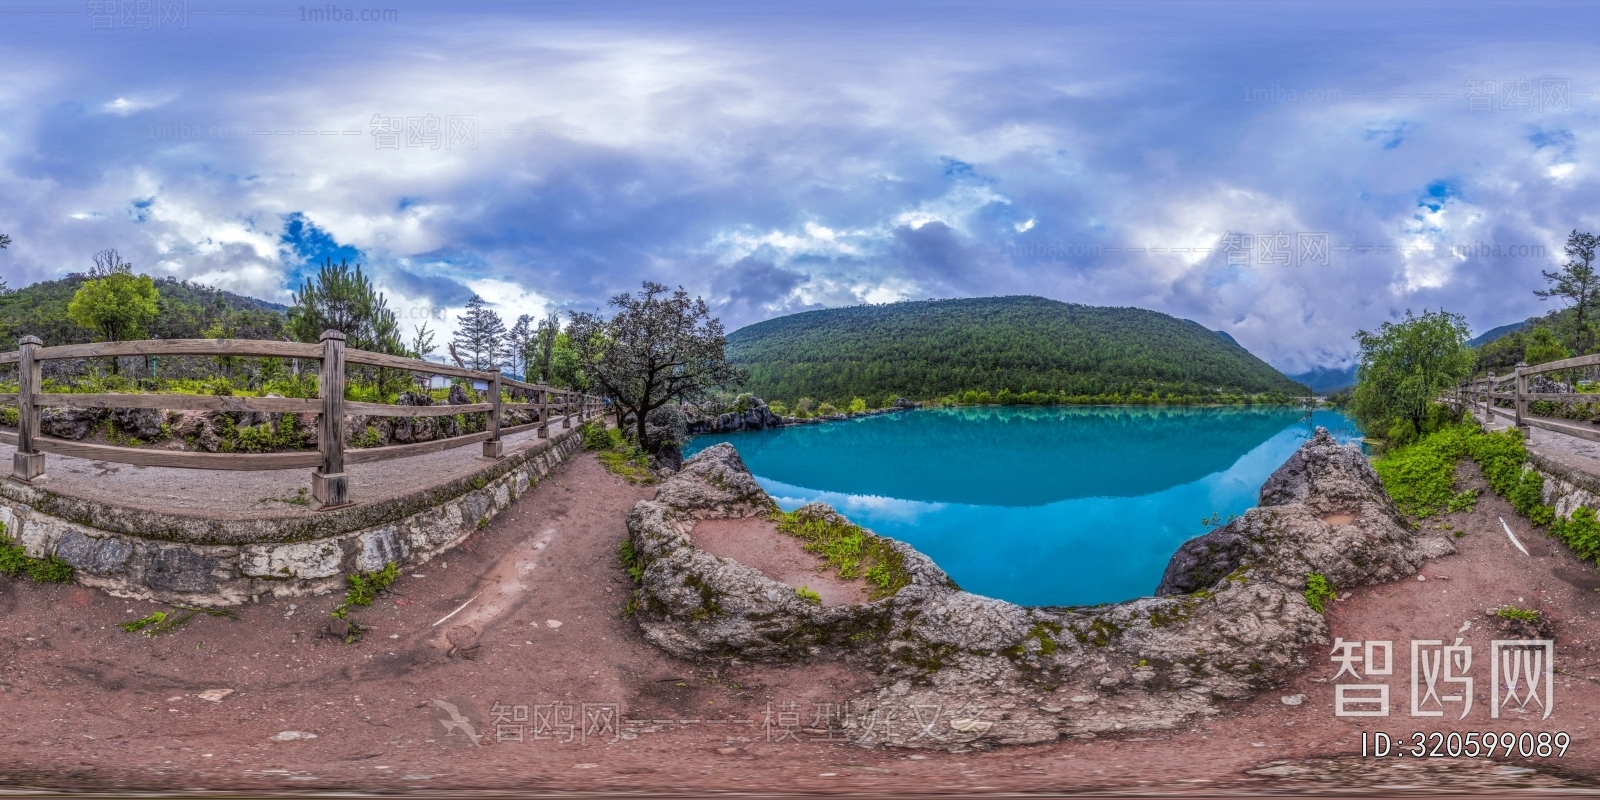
[111, 407, 165, 440]
[41, 408, 106, 440]
[448, 384, 472, 405]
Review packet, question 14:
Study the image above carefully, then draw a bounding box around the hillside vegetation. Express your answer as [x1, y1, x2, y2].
[727, 296, 1308, 406]
[0, 274, 286, 348]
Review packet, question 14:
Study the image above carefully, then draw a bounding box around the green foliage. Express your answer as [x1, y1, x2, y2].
[0, 523, 73, 584]
[352, 424, 383, 449]
[67, 266, 160, 343]
[1466, 427, 1553, 525]
[848, 397, 867, 413]
[796, 585, 822, 604]
[583, 420, 621, 451]
[727, 296, 1308, 405]
[1495, 604, 1542, 623]
[0, 406, 16, 426]
[332, 562, 400, 619]
[586, 420, 654, 483]
[1351, 309, 1473, 438]
[0, 273, 284, 352]
[1522, 326, 1571, 365]
[774, 509, 910, 600]
[616, 538, 644, 583]
[1304, 573, 1336, 613]
[1551, 506, 1600, 562]
[1372, 423, 1480, 518]
[816, 401, 838, 416]
[117, 606, 235, 637]
[287, 258, 402, 354]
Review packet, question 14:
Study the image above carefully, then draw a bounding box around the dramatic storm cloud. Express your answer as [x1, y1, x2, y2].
[0, 1, 1595, 371]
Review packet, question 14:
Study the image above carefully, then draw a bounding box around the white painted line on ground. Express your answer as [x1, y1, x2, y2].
[431, 593, 481, 627]
[1499, 516, 1530, 556]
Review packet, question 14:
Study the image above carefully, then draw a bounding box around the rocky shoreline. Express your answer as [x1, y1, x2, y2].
[626, 428, 1455, 747]
[681, 396, 920, 435]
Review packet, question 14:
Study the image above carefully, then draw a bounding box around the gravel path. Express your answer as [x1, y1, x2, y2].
[0, 416, 582, 520]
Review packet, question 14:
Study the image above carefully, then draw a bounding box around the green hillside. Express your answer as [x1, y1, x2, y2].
[727, 296, 1309, 405]
[0, 274, 286, 349]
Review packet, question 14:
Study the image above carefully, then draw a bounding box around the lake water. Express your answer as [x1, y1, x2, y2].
[684, 406, 1363, 608]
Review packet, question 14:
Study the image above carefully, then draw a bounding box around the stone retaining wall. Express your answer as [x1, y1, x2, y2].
[0, 426, 584, 607]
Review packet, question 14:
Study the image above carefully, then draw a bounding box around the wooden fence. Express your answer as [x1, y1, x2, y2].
[0, 331, 604, 508]
[1458, 353, 1600, 445]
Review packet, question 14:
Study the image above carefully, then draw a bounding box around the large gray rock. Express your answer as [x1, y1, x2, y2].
[41, 408, 106, 440]
[111, 407, 165, 440]
[628, 427, 1455, 748]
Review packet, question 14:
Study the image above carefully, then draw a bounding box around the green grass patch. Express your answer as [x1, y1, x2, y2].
[774, 508, 910, 600]
[1304, 573, 1336, 613]
[584, 421, 654, 484]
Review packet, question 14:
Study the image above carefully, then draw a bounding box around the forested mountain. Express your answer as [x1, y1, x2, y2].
[0, 274, 286, 348]
[1287, 365, 1358, 394]
[727, 296, 1309, 404]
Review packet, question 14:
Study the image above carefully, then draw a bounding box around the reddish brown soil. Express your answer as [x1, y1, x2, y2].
[691, 517, 870, 607]
[1, 456, 1599, 794]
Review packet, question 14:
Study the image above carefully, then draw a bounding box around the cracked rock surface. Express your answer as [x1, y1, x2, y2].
[628, 429, 1452, 748]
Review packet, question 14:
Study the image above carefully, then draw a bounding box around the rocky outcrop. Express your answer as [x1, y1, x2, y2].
[682, 398, 783, 435]
[628, 428, 1454, 748]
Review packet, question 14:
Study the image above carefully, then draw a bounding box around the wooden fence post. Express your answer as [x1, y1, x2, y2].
[538, 388, 549, 438]
[562, 391, 572, 428]
[483, 374, 504, 458]
[1485, 372, 1495, 425]
[1515, 363, 1529, 435]
[12, 336, 44, 481]
[312, 330, 348, 508]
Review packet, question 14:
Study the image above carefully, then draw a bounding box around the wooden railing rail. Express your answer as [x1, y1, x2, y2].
[0, 332, 603, 509]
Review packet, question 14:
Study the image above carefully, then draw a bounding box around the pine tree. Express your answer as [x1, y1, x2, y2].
[451, 295, 508, 372]
[507, 314, 535, 380]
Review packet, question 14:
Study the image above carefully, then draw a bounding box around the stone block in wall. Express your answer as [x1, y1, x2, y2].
[55, 531, 133, 575]
[146, 547, 223, 593]
[241, 541, 343, 579]
[357, 526, 407, 573]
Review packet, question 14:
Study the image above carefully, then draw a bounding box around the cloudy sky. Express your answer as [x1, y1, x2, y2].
[1, 0, 1594, 372]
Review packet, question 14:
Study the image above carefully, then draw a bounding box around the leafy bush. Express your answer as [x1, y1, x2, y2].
[1552, 506, 1600, 561]
[1304, 573, 1336, 613]
[582, 420, 618, 451]
[1466, 427, 1553, 525]
[1372, 424, 1478, 517]
[816, 402, 838, 416]
[848, 397, 867, 413]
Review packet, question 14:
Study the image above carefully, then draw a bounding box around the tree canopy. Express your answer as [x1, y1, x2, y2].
[287, 259, 401, 353]
[1351, 309, 1472, 442]
[65, 251, 160, 343]
[568, 282, 742, 449]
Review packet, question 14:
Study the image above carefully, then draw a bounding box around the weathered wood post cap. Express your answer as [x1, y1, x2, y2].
[320, 330, 346, 342]
[17, 335, 41, 346]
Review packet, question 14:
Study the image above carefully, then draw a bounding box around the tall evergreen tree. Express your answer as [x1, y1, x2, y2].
[286, 259, 401, 354]
[1536, 230, 1600, 354]
[450, 295, 508, 372]
[536, 312, 560, 383]
[507, 314, 535, 380]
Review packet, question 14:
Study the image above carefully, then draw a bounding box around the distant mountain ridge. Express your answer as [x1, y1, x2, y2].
[726, 296, 1309, 403]
[1467, 320, 1532, 349]
[1286, 365, 1358, 394]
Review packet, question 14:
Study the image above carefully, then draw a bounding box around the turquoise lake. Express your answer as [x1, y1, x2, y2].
[684, 406, 1363, 608]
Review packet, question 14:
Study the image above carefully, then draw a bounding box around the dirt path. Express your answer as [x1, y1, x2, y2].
[2, 454, 1599, 794]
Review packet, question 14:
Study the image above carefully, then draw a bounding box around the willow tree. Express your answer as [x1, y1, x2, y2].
[1351, 309, 1472, 442]
[568, 282, 743, 450]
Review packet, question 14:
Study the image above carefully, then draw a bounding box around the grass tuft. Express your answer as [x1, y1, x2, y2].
[1304, 573, 1336, 613]
[774, 508, 910, 600]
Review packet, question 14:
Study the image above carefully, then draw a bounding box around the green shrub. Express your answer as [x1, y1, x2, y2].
[332, 562, 400, 619]
[0, 524, 73, 584]
[816, 402, 838, 416]
[1466, 427, 1553, 525]
[796, 586, 822, 604]
[848, 397, 867, 413]
[1304, 573, 1336, 613]
[582, 421, 617, 451]
[1372, 424, 1478, 517]
[1495, 604, 1541, 623]
[1552, 506, 1600, 562]
[0, 406, 17, 427]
